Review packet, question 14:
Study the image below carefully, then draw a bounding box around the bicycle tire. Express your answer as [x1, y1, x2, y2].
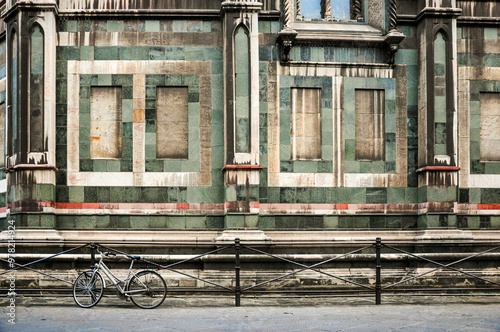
[126, 270, 167, 309]
[73, 270, 104, 308]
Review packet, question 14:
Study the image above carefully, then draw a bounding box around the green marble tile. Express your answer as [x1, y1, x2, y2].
[107, 21, 124, 32]
[145, 20, 160, 32]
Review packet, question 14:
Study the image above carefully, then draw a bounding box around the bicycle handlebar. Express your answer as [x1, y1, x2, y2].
[94, 246, 139, 260]
[95, 247, 116, 257]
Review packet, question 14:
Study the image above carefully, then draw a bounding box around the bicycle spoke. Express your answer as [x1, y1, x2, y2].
[126, 271, 166, 309]
[73, 271, 104, 308]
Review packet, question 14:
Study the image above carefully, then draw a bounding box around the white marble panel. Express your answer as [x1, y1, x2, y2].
[469, 175, 500, 188]
[142, 172, 198, 187]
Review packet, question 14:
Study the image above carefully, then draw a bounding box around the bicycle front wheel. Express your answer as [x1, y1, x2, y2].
[126, 270, 166, 309]
[73, 270, 104, 308]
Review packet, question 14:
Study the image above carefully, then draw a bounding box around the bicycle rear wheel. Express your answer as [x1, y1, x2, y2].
[73, 270, 104, 308]
[127, 270, 166, 309]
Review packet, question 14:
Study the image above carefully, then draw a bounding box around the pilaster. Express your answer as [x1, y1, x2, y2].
[416, 1, 461, 226]
[3, 0, 58, 225]
[222, 0, 263, 222]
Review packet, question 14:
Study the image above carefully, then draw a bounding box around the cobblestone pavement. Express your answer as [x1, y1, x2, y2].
[0, 296, 500, 331]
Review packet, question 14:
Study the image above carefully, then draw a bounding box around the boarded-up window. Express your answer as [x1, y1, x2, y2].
[291, 88, 321, 160]
[90, 87, 122, 159]
[355, 89, 385, 161]
[157, 87, 188, 159]
[480, 92, 500, 161]
[0, 103, 4, 168]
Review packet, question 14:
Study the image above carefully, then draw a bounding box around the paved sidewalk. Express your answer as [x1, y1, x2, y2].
[1, 296, 500, 331]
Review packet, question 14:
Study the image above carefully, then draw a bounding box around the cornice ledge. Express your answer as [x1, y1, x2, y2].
[416, 7, 462, 22]
[2, 1, 58, 21]
[221, 0, 263, 13]
[292, 29, 405, 49]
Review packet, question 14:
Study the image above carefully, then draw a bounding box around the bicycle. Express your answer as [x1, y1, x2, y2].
[72, 245, 167, 309]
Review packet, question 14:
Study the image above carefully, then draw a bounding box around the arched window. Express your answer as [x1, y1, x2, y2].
[234, 25, 250, 153]
[300, 0, 322, 19]
[299, 0, 356, 20]
[30, 24, 44, 152]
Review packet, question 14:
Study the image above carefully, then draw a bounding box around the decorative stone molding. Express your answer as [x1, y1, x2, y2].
[277, 28, 298, 64]
[215, 230, 272, 243]
[278, 0, 404, 64]
[4, 164, 58, 173]
[221, 0, 263, 13]
[384, 30, 406, 64]
[417, 166, 460, 187]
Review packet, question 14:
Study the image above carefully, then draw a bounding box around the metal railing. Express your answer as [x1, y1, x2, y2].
[1, 238, 500, 306]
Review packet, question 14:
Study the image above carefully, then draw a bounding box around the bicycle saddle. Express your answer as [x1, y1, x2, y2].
[128, 255, 141, 260]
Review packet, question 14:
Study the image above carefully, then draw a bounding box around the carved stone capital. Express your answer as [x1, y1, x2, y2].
[278, 28, 298, 64]
[384, 30, 405, 64]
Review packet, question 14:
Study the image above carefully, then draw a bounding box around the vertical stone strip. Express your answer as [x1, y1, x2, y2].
[199, 72, 212, 186]
[133, 74, 145, 185]
[395, 65, 408, 186]
[458, 68, 470, 187]
[267, 63, 279, 186]
[67, 72, 80, 173]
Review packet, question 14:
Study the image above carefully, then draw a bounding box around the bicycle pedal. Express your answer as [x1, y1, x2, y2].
[116, 289, 125, 300]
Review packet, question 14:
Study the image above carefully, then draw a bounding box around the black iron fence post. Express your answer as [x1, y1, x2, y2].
[375, 237, 381, 305]
[235, 238, 241, 307]
[90, 243, 96, 268]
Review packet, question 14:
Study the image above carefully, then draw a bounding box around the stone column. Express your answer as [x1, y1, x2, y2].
[221, 0, 263, 228]
[353, 0, 362, 21]
[2, 1, 58, 228]
[323, 0, 332, 18]
[415, 2, 461, 228]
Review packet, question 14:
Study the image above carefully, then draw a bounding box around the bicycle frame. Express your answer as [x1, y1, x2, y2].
[93, 256, 141, 297]
[73, 247, 167, 309]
